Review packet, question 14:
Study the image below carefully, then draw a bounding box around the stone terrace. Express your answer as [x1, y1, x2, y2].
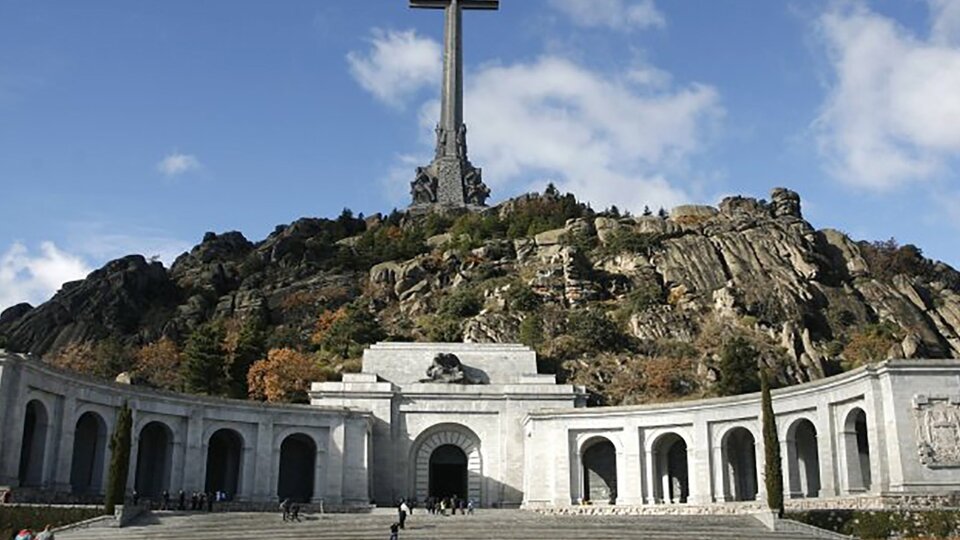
[56, 510, 833, 539]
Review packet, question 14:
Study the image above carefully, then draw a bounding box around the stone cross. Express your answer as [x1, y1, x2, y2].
[409, 0, 496, 209]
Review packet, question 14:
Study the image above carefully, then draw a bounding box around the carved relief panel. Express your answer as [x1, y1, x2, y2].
[914, 395, 960, 468]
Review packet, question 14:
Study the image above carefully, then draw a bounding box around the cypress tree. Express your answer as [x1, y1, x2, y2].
[761, 370, 784, 517]
[104, 403, 132, 514]
[182, 322, 227, 395]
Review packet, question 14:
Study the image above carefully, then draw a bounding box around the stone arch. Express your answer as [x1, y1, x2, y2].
[70, 411, 108, 494]
[721, 426, 757, 502]
[412, 424, 482, 505]
[18, 400, 49, 487]
[135, 421, 175, 497]
[205, 428, 244, 498]
[278, 433, 316, 503]
[581, 436, 617, 504]
[652, 432, 688, 504]
[786, 418, 821, 498]
[843, 407, 871, 493]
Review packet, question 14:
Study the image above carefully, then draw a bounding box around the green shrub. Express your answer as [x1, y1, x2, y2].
[1, 506, 107, 539]
[439, 289, 483, 319]
[518, 313, 545, 348]
[504, 284, 541, 313]
[420, 315, 463, 343]
[566, 309, 625, 353]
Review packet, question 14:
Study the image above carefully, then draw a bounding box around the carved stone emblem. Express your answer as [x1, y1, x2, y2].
[421, 353, 486, 385]
[914, 395, 960, 468]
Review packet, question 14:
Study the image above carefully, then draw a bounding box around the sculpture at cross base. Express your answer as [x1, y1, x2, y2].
[409, 0, 497, 210]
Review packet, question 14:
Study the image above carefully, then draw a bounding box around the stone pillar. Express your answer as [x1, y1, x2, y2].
[782, 437, 797, 499]
[179, 412, 203, 493]
[0, 361, 24, 486]
[712, 444, 727, 502]
[818, 406, 837, 497]
[239, 443, 255, 501]
[618, 425, 643, 505]
[326, 419, 345, 505]
[53, 394, 77, 492]
[643, 448, 657, 505]
[689, 420, 711, 505]
[253, 420, 274, 501]
[754, 433, 765, 502]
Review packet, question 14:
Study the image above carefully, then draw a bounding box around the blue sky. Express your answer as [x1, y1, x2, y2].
[2, 0, 959, 311]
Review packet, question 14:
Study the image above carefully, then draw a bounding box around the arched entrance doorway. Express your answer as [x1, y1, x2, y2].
[205, 429, 243, 499]
[653, 433, 688, 504]
[70, 412, 108, 494]
[722, 427, 757, 501]
[277, 433, 315, 503]
[787, 419, 821, 498]
[135, 421, 174, 497]
[429, 445, 467, 499]
[581, 437, 617, 504]
[843, 408, 871, 493]
[18, 400, 49, 487]
[412, 425, 482, 506]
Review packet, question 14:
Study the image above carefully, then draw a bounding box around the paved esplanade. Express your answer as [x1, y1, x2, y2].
[56, 510, 827, 540]
[409, 0, 494, 208]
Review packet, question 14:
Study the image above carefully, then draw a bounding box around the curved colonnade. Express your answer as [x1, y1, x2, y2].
[0, 353, 372, 506]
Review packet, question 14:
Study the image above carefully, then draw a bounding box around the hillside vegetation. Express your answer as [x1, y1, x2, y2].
[2, 186, 958, 406]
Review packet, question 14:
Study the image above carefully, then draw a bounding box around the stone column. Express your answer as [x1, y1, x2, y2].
[782, 437, 797, 499]
[643, 448, 657, 505]
[618, 425, 643, 505]
[688, 420, 711, 505]
[326, 419, 345, 505]
[52, 394, 74, 492]
[253, 420, 274, 501]
[179, 412, 203, 492]
[239, 443, 255, 501]
[712, 444, 727, 502]
[0, 362, 24, 485]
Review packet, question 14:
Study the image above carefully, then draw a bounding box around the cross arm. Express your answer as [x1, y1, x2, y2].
[410, 0, 499, 10]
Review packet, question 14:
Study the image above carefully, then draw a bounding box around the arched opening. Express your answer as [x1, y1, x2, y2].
[429, 444, 467, 500]
[70, 412, 108, 494]
[277, 433, 315, 503]
[412, 425, 482, 506]
[653, 433, 688, 504]
[582, 437, 617, 504]
[205, 429, 243, 499]
[722, 427, 757, 502]
[844, 408, 871, 492]
[18, 400, 49, 487]
[787, 419, 821, 498]
[135, 422, 174, 498]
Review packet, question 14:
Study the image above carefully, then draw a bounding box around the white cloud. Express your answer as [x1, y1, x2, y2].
[65, 223, 191, 268]
[0, 242, 92, 312]
[157, 152, 201, 177]
[412, 56, 720, 212]
[814, 1, 960, 190]
[549, 0, 665, 31]
[347, 29, 441, 109]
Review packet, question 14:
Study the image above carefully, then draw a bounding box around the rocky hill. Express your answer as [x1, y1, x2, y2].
[2, 187, 958, 405]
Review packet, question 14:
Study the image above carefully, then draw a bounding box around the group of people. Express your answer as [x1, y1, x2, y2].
[132, 489, 227, 512]
[279, 498, 302, 522]
[13, 524, 55, 540]
[423, 495, 474, 516]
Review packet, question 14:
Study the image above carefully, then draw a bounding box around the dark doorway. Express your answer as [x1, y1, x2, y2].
[135, 422, 174, 497]
[278, 433, 316, 503]
[582, 438, 617, 503]
[70, 412, 107, 494]
[205, 429, 243, 498]
[18, 400, 49, 487]
[723, 427, 757, 501]
[654, 433, 688, 504]
[429, 445, 467, 499]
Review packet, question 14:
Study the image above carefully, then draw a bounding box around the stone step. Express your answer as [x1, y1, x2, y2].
[56, 511, 827, 540]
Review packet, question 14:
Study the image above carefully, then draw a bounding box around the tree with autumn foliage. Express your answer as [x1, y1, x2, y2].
[311, 304, 385, 359]
[247, 348, 332, 403]
[134, 337, 182, 391]
[50, 339, 133, 380]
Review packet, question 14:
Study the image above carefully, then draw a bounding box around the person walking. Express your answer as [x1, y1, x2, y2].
[280, 498, 291, 521]
[398, 499, 410, 529]
[290, 503, 301, 522]
[389, 523, 400, 540]
[161, 490, 170, 511]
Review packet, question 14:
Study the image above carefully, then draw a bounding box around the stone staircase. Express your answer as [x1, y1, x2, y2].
[56, 509, 838, 539]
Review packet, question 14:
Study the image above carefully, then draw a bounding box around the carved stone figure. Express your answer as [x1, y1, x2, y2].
[456, 124, 468, 159]
[914, 395, 960, 467]
[421, 353, 484, 384]
[434, 124, 447, 160]
[464, 167, 490, 206]
[411, 167, 437, 205]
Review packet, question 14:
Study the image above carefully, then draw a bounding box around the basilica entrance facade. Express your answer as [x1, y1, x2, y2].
[411, 424, 482, 504]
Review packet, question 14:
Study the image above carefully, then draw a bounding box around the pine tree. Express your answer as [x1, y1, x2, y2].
[104, 403, 132, 514]
[182, 322, 227, 395]
[642, 205, 653, 217]
[716, 337, 761, 396]
[761, 370, 784, 517]
[228, 320, 266, 399]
